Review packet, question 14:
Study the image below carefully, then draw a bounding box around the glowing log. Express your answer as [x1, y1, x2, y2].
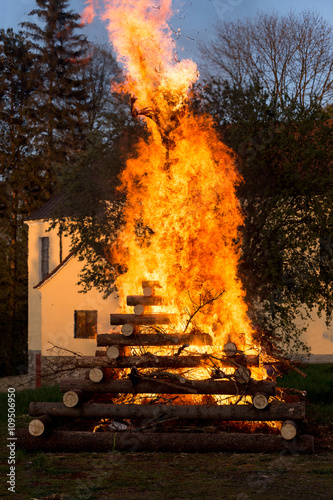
[28, 415, 52, 437]
[63, 390, 85, 408]
[134, 304, 145, 315]
[60, 378, 276, 396]
[110, 313, 172, 325]
[127, 295, 163, 306]
[16, 430, 315, 454]
[121, 324, 135, 336]
[98, 332, 212, 347]
[29, 402, 306, 421]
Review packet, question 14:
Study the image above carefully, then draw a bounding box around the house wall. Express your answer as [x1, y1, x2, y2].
[39, 256, 119, 357]
[25, 219, 119, 384]
[296, 306, 333, 362]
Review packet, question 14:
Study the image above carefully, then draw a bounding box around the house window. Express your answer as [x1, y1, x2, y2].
[74, 310, 97, 339]
[40, 237, 49, 280]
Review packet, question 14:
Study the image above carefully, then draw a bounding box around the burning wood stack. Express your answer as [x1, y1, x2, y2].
[17, 282, 314, 453]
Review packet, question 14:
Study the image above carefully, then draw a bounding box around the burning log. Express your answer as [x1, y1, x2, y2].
[16, 429, 315, 454]
[97, 332, 213, 347]
[110, 313, 173, 325]
[71, 355, 203, 369]
[134, 304, 145, 315]
[63, 390, 85, 408]
[280, 420, 298, 440]
[60, 378, 276, 396]
[127, 295, 164, 306]
[121, 324, 135, 336]
[29, 401, 306, 421]
[28, 415, 52, 437]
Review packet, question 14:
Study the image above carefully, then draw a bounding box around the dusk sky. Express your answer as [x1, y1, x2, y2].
[2, 0, 333, 71]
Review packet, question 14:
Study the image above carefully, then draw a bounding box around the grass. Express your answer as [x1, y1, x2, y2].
[0, 384, 63, 425]
[276, 363, 333, 423]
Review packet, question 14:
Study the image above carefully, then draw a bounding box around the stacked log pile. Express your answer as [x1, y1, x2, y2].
[18, 282, 314, 453]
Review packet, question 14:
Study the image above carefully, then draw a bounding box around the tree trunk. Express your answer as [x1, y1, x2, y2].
[16, 429, 314, 453]
[97, 332, 213, 346]
[29, 401, 306, 421]
[60, 378, 276, 396]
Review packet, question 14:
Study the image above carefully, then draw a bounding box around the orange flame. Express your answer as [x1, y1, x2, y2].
[98, 1, 256, 352]
[81, 0, 100, 25]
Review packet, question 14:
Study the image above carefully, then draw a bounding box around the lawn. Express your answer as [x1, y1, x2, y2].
[0, 366, 332, 500]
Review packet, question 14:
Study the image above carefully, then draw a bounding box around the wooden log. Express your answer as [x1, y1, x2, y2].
[281, 420, 298, 440]
[252, 393, 269, 410]
[234, 366, 252, 384]
[29, 401, 306, 421]
[70, 355, 204, 369]
[143, 287, 153, 297]
[134, 304, 145, 315]
[107, 346, 121, 359]
[63, 390, 85, 408]
[16, 429, 315, 454]
[127, 295, 163, 306]
[121, 324, 135, 336]
[60, 378, 276, 396]
[88, 368, 104, 383]
[98, 332, 213, 347]
[110, 313, 172, 325]
[28, 415, 52, 437]
[224, 342, 237, 357]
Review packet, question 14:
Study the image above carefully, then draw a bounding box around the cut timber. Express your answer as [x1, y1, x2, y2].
[107, 346, 120, 359]
[63, 390, 85, 408]
[98, 332, 213, 347]
[252, 393, 269, 410]
[66, 355, 203, 369]
[281, 420, 298, 440]
[60, 378, 276, 396]
[134, 304, 145, 315]
[29, 401, 306, 421]
[143, 287, 153, 297]
[121, 324, 135, 336]
[88, 368, 104, 383]
[16, 430, 315, 454]
[224, 342, 237, 357]
[127, 295, 163, 306]
[110, 313, 172, 325]
[28, 415, 52, 437]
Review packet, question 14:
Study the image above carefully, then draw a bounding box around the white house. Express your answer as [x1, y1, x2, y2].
[25, 196, 120, 386]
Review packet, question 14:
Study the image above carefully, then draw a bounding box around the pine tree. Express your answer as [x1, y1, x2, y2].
[21, 0, 90, 183]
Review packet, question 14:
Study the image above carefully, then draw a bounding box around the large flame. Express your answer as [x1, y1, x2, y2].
[91, 0, 255, 351]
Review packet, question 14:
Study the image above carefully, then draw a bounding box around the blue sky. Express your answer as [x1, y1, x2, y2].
[2, 0, 333, 69]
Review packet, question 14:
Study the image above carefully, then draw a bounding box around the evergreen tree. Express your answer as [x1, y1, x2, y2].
[21, 0, 90, 184]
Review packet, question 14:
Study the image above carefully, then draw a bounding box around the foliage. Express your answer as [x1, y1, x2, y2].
[192, 78, 333, 353]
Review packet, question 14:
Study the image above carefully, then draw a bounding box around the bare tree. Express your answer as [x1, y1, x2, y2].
[201, 10, 333, 106]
